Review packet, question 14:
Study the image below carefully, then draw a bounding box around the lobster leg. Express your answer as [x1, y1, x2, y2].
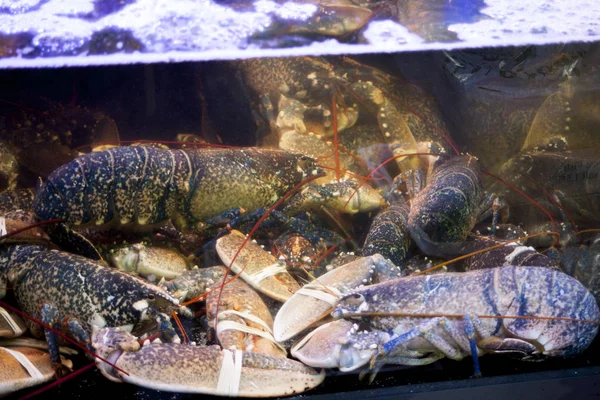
[63, 316, 94, 354]
[260, 93, 277, 133]
[39, 303, 65, 374]
[0, 276, 6, 299]
[477, 195, 509, 237]
[48, 223, 103, 260]
[374, 315, 485, 377]
[202, 208, 245, 231]
[463, 314, 482, 377]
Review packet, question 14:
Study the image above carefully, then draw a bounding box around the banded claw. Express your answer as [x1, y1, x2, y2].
[0, 345, 72, 396]
[93, 327, 325, 397]
[216, 230, 301, 302]
[273, 254, 401, 342]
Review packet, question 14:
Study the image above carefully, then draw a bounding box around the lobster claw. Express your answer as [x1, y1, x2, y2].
[92, 326, 141, 383]
[92, 327, 325, 397]
[216, 230, 301, 302]
[0, 343, 73, 396]
[291, 320, 388, 371]
[0, 307, 27, 338]
[273, 254, 400, 342]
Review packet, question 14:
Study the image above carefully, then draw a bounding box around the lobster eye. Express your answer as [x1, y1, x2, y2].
[343, 293, 365, 308]
[147, 293, 155, 300]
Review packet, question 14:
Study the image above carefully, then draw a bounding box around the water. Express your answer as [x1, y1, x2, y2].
[0, 0, 598, 67]
[1, 42, 600, 399]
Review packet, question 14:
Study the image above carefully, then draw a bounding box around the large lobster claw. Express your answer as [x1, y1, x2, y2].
[92, 327, 325, 397]
[273, 254, 401, 342]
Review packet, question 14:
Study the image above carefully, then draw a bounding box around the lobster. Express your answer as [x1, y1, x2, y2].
[0, 244, 186, 375]
[92, 326, 325, 398]
[30, 146, 322, 258]
[406, 155, 503, 257]
[33, 146, 319, 229]
[291, 265, 600, 381]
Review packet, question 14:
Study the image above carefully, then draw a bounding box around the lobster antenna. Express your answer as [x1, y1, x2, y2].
[537, 185, 578, 235]
[575, 228, 600, 237]
[298, 263, 340, 298]
[318, 206, 356, 243]
[318, 165, 387, 182]
[74, 139, 237, 152]
[171, 311, 189, 344]
[0, 98, 38, 113]
[311, 244, 339, 267]
[271, 241, 292, 269]
[0, 218, 63, 244]
[340, 311, 600, 326]
[317, 138, 387, 181]
[332, 96, 341, 182]
[384, 90, 461, 156]
[338, 5, 384, 41]
[412, 231, 561, 275]
[181, 283, 225, 306]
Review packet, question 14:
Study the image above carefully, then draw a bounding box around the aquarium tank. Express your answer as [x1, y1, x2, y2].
[1, 0, 600, 399]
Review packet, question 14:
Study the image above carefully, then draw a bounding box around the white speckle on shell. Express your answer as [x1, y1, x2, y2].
[133, 299, 149, 311]
[90, 314, 107, 329]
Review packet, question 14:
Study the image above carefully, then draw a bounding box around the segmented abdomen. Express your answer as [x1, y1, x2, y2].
[33, 146, 314, 231]
[408, 156, 483, 243]
[496, 266, 600, 357]
[33, 146, 190, 226]
[362, 204, 412, 270]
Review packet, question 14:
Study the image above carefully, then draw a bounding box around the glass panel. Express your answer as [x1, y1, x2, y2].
[0, 0, 599, 67]
[0, 11, 599, 399]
